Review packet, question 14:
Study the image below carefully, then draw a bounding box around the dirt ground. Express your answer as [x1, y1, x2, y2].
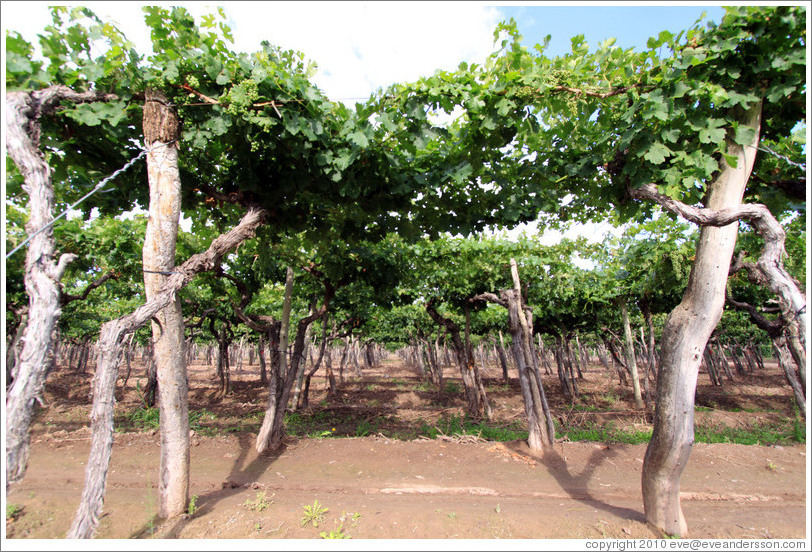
[4, 353, 809, 542]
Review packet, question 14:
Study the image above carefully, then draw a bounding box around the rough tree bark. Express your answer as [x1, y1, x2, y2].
[553, 334, 576, 397]
[300, 314, 330, 410]
[209, 317, 233, 400]
[474, 259, 555, 452]
[726, 293, 805, 417]
[6, 86, 115, 487]
[6, 309, 29, 386]
[417, 327, 443, 387]
[425, 298, 490, 419]
[636, 101, 762, 537]
[772, 337, 806, 418]
[141, 87, 189, 520]
[255, 280, 334, 453]
[255, 266, 294, 454]
[258, 337, 268, 385]
[292, 301, 317, 410]
[620, 297, 645, 409]
[66, 207, 265, 539]
[634, 171, 807, 356]
[728, 252, 807, 401]
[142, 340, 158, 407]
[639, 297, 658, 403]
[496, 332, 510, 383]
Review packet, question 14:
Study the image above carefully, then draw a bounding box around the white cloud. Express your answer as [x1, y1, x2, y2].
[224, 1, 503, 102]
[3, 2, 503, 105]
[2, 2, 153, 60]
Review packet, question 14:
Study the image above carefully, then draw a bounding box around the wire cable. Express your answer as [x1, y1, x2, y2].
[6, 141, 176, 260]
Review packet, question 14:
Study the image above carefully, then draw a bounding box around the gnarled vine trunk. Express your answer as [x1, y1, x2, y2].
[256, 266, 294, 453]
[300, 315, 330, 411]
[620, 297, 645, 409]
[67, 207, 265, 538]
[474, 259, 554, 452]
[639, 101, 761, 537]
[141, 87, 189, 520]
[425, 298, 490, 419]
[5, 87, 113, 487]
[255, 285, 333, 453]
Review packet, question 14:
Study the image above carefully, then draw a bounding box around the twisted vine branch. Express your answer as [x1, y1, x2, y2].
[629, 182, 806, 333]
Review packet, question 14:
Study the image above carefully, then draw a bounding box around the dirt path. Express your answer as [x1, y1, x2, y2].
[6, 431, 807, 540]
[5, 356, 808, 541]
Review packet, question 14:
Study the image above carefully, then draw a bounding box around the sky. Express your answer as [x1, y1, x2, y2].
[1, 1, 730, 244]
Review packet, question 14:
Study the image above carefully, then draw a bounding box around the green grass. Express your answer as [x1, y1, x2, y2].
[243, 491, 273, 511]
[285, 411, 340, 437]
[123, 406, 161, 431]
[116, 392, 804, 448]
[554, 418, 805, 446]
[119, 407, 219, 434]
[564, 402, 599, 412]
[601, 390, 619, 406]
[298, 410, 804, 446]
[694, 419, 805, 446]
[417, 414, 528, 441]
[443, 381, 461, 395]
[557, 422, 652, 444]
[189, 409, 218, 434]
[320, 525, 350, 539]
[284, 410, 379, 438]
[354, 418, 379, 437]
[186, 494, 199, 516]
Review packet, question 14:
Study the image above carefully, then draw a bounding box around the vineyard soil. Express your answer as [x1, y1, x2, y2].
[4, 355, 807, 541]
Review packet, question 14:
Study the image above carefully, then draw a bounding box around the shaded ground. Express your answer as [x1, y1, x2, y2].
[4, 354, 808, 541]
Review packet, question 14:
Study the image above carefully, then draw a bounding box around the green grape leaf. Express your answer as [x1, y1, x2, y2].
[642, 142, 673, 164]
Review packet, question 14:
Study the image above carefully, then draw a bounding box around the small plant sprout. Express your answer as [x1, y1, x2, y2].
[320, 524, 350, 539]
[243, 491, 273, 511]
[186, 494, 199, 516]
[6, 503, 23, 521]
[766, 461, 778, 471]
[300, 499, 329, 527]
[339, 511, 362, 527]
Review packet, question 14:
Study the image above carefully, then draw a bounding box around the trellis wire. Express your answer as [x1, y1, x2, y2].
[6, 141, 175, 260]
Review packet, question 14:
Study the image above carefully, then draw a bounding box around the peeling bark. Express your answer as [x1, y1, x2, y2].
[67, 207, 265, 539]
[6, 86, 115, 487]
[620, 298, 645, 409]
[426, 298, 490, 419]
[142, 87, 189, 520]
[473, 259, 554, 452]
[301, 315, 330, 410]
[631, 180, 806, 350]
[256, 266, 294, 454]
[255, 282, 333, 454]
